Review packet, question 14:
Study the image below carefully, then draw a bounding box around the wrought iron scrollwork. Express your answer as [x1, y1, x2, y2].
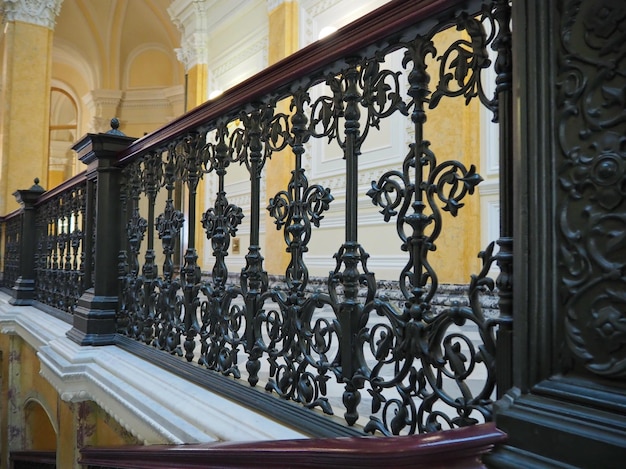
[430, 8, 497, 114]
[197, 123, 247, 377]
[2, 215, 21, 288]
[152, 146, 185, 355]
[259, 87, 339, 414]
[32, 183, 86, 313]
[111, 0, 512, 437]
[119, 159, 149, 340]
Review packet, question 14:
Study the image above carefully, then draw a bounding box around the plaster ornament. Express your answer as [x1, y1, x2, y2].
[0, 0, 63, 30]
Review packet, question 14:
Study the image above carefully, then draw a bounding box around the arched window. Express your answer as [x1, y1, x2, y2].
[49, 87, 78, 187]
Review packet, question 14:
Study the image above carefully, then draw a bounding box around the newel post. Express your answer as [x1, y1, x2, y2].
[9, 179, 45, 305]
[66, 121, 136, 346]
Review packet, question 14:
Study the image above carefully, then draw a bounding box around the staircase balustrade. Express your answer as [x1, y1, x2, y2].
[0, 0, 512, 440]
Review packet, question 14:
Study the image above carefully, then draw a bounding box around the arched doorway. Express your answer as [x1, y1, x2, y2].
[24, 399, 57, 451]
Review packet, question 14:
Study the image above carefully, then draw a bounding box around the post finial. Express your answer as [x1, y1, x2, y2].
[106, 118, 126, 136]
[29, 178, 45, 193]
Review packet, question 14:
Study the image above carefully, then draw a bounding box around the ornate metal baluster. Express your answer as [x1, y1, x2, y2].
[141, 152, 163, 344]
[69, 186, 85, 313]
[45, 202, 55, 305]
[58, 194, 70, 311]
[176, 132, 210, 362]
[263, 88, 337, 413]
[78, 184, 87, 298]
[116, 170, 130, 333]
[158, 146, 183, 284]
[230, 107, 271, 385]
[64, 192, 73, 310]
[34, 205, 45, 303]
[198, 123, 245, 376]
[492, 0, 514, 396]
[4, 215, 22, 287]
[125, 159, 148, 339]
[35, 203, 47, 303]
[154, 146, 184, 355]
[51, 198, 59, 307]
[324, 58, 378, 426]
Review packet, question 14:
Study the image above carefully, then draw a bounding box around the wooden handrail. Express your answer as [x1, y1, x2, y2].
[116, 0, 478, 164]
[0, 207, 22, 222]
[34, 170, 86, 207]
[80, 423, 506, 469]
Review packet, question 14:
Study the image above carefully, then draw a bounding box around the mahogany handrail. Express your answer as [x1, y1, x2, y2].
[34, 170, 86, 207]
[80, 423, 507, 469]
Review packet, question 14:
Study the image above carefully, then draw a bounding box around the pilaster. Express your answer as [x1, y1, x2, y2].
[168, 1, 212, 262]
[264, 0, 299, 275]
[0, 0, 62, 213]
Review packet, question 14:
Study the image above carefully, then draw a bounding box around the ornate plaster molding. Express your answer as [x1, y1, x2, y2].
[169, 0, 254, 71]
[0, 0, 63, 30]
[302, 0, 341, 17]
[267, 0, 294, 13]
[168, 0, 210, 71]
[212, 32, 268, 81]
[82, 89, 124, 133]
[174, 32, 209, 72]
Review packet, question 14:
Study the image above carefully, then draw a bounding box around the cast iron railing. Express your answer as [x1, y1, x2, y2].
[0, 0, 512, 437]
[1, 210, 22, 289]
[33, 173, 89, 314]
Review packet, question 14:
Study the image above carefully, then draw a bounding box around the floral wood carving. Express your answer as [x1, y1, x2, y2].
[557, 0, 626, 377]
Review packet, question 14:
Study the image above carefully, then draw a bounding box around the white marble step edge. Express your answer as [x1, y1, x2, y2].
[0, 292, 307, 446]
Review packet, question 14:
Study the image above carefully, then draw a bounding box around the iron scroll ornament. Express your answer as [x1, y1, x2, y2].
[111, 0, 509, 436]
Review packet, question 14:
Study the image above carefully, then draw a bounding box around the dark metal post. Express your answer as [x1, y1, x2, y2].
[492, 0, 514, 398]
[67, 123, 136, 345]
[9, 179, 45, 305]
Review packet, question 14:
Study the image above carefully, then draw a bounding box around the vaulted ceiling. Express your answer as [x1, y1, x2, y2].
[53, 0, 181, 90]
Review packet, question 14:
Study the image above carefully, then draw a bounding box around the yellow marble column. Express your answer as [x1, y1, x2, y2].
[169, 1, 211, 267]
[185, 63, 208, 112]
[424, 29, 482, 284]
[0, 19, 56, 213]
[264, 0, 299, 275]
[187, 63, 209, 260]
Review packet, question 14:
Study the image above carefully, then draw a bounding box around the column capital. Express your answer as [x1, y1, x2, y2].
[267, 0, 294, 13]
[0, 0, 63, 30]
[174, 31, 209, 72]
[82, 89, 124, 133]
[168, 0, 210, 71]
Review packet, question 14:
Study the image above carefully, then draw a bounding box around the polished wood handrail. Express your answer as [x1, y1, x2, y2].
[34, 170, 86, 207]
[80, 423, 506, 469]
[0, 207, 22, 222]
[116, 0, 478, 165]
